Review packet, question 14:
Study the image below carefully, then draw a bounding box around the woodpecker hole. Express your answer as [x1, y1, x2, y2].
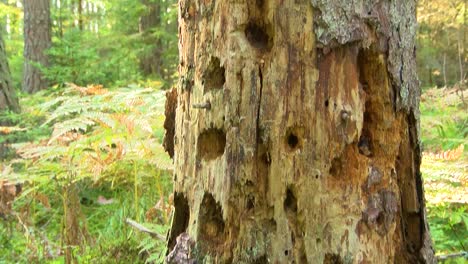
[198, 193, 225, 250]
[323, 253, 344, 264]
[284, 188, 298, 214]
[329, 157, 343, 177]
[245, 22, 273, 51]
[285, 127, 304, 151]
[198, 128, 226, 161]
[246, 197, 255, 210]
[203, 57, 225, 93]
[288, 134, 299, 148]
[167, 193, 190, 252]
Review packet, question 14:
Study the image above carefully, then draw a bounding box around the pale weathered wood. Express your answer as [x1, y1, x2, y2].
[165, 0, 436, 263]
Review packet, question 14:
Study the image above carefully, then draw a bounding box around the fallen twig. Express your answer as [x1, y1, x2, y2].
[125, 218, 166, 240]
[436, 251, 468, 261]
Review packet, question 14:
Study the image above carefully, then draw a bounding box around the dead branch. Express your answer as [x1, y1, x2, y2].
[125, 218, 165, 240]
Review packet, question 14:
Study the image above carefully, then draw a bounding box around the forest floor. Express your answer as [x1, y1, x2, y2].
[419, 86, 467, 260]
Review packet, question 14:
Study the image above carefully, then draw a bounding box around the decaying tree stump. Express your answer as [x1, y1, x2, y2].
[165, 0, 436, 263]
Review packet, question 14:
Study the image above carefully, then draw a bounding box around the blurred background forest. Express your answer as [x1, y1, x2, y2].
[0, 0, 466, 263]
[0, 0, 178, 89]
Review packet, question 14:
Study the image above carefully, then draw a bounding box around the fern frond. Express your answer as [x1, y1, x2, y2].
[82, 112, 116, 129]
[39, 96, 69, 112]
[49, 118, 95, 144]
[133, 118, 153, 134]
[18, 145, 68, 161]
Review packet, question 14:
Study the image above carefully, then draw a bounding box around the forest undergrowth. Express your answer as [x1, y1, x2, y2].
[1, 83, 172, 263]
[419, 86, 467, 263]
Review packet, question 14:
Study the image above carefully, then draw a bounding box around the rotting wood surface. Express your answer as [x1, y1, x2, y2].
[165, 0, 436, 263]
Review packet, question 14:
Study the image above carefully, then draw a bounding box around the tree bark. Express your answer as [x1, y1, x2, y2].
[138, 0, 163, 78]
[23, 0, 51, 94]
[77, 0, 83, 31]
[165, 0, 436, 263]
[0, 26, 19, 113]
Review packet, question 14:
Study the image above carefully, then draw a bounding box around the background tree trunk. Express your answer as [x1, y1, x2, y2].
[166, 0, 436, 263]
[0, 26, 19, 113]
[138, 0, 163, 78]
[77, 0, 83, 31]
[23, 0, 51, 94]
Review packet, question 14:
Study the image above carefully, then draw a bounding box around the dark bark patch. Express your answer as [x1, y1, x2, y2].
[198, 193, 225, 253]
[260, 151, 271, 165]
[167, 192, 190, 252]
[246, 196, 255, 210]
[329, 157, 342, 177]
[197, 128, 226, 161]
[362, 190, 398, 236]
[255, 0, 264, 9]
[245, 22, 273, 52]
[323, 253, 343, 264]
[253, 255, 268, 264]
[203, 57, 225, 92]
[163, 88, 177, 158]
[284, 187, 298, 214]
[396, 134, 424, 252]
[358, 101, 375, 157]
[358, 134, 372, 157]
[256, 128, 271, 176]
[285, 126, 304, 152]
[288, 134, 299, 149]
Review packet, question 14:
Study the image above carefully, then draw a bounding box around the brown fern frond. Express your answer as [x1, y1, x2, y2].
[423, 144, 465, 161]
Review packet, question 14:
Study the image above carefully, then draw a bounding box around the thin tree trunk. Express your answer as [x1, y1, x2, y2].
[57, 0, 64, 38]
[165, 0, 436, 263]
[77, 0, 83, 31]
[138, 0, 163, 78]
[458, 39, 464, 84]
[23, 0, 51, 93]
[443, 53, 447, 87]
[0, 25, 19, 113]
[62, 182, 90, 264]
[429, 68, 433, 87]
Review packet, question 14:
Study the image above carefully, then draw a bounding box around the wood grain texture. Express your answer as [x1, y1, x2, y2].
[166, 0, 436, 263]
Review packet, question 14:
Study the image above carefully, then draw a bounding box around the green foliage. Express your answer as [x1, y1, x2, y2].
[2, 0, 178, 89]
[1, 84, 172, 263]
[417, 0, 467, 87]
[427, 204, 468, 256]
[421, 86, 467, 262]
[422, 155, 468, 258]
[0, 2, 24, 89]
[0, 91, 52, 160]
[420, 87, 467, 152]
[44, 30, 142, 87]
[102, 0, 178, 86]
